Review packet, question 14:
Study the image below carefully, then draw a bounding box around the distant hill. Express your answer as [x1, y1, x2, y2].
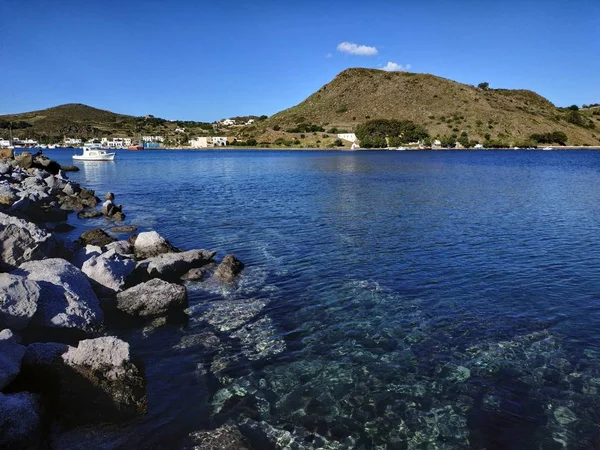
[257, 68, 600, 147]
[0, 103, 215, 145]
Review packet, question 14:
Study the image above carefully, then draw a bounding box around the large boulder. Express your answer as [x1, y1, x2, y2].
[59, 337, 146, 424]
[81, 249, 136, 295]
[0, 329, 26, 390]
[32, 155, 61, 175]
[0, 392, 41, 449]
[77, 228, 116, 247]
[0, 212, 57, 271]
[21, 337, 146, 426]
[13, 259, 103, 333]
[116, 278, 187, 318]
[133, 231, 178, 259]
[137, 249, 216, 282]
[0, 273, 40, 330]
[213, 254, 245, 282]
[105, 240, 133, 256]
[71, 245, 103, 269]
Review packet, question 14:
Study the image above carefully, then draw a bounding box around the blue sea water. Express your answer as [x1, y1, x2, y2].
[44, 149, 600, 449]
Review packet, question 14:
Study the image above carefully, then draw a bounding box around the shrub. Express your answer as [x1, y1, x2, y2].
[333, 139, 344, 147]
[273, 125, 280, 131]
[355, 119, 429, 146]
[478, 82, 490, 90]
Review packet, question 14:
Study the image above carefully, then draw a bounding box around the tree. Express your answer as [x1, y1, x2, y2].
[457, 131, 469, 148]
[478, 82, 490, 90]
[567, 105, 579, 111]
[355, 119, 429, 148]
[272, 125, 280, 131]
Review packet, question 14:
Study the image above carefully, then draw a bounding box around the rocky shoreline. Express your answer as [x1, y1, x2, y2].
[0, 151, 247, 448]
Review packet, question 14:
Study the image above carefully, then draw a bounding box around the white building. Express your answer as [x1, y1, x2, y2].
[245, 119, 255, 125]
[64, 137, 82, 145]
[175, 127, 186, 133]
[189, 137, 209, 148]
[142, 135, 165, 143]
[211, 136, 229, 146]
[220, 119, 235, 126]
[337, 133, 357, 143]
[0, 139, 10, 148]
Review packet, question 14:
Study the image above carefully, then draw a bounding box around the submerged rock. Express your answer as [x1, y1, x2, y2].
[110, 225, 137, 233]
[187, 423, 251, 450]
[0, 212, 57, 271]
[77, 210, 103, 219]
[0, 392, 41, 449]
[213, 254, 245, 282]
[77, 228, 116, 247]
[0, 273, 40, 330]
[133, 231, 178, 259]
[116, 278, 187, 318]
[81, 249, 136, 295]
[181, 264, 215, 281]
[0, 329, 26, 390]
[13, 258, 103, 333]
[200, 298, 268, 332]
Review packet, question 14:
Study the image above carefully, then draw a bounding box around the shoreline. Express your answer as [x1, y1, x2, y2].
[0, 150, 245, 447]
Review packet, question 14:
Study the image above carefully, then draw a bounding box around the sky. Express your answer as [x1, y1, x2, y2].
[1, 0, 598, 121]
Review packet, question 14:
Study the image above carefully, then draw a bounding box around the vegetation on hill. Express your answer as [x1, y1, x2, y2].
[252, 68, 600, 147]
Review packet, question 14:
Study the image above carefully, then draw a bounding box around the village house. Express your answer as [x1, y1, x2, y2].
[337, 133, 357, 143]
[189, 137, 209, 148]
[142, 135, 165, 143]
[64, 137, 82, 145]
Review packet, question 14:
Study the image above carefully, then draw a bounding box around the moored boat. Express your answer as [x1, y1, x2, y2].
[128, 145, 144, 150]
[73, 143, 115, 161]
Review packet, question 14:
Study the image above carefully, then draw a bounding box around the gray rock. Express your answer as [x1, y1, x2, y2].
[71, 245, 103, 269]
[133, 231, 178, 259]
[0, 392, 41, 449]
[139, 249, 216, 281]
[62, 182, 81, 196]
[0, 212, 57, 271]
[0, 162, 11, 175]
[181, 264, 215, 281]
[60, 165, 80, 172]
[13, 259, 103, 332]
[213, 254, 245, 282]
[44, 174, 67, 192]
[0, 273, 40, 330]
[59, 336, 146, 424]
[77, 228, 116, 247]
[116, 278, 187, 318]
[0, 329, 26, 390]
[81, 249, 136, 295]
[0, 183, 18, 205]
[105, 240, 133, 256]
[104, 192, 115, 201]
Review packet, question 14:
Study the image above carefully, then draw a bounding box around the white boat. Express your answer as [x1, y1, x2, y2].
[73, 144, 115, 161]
[395, 147, 407, 151]
[542, 146, 553, 150]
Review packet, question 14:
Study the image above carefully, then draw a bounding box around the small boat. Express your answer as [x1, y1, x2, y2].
[73, 144, 115, 161]
[542, 146, 552, 150]
[128, 145, 144, 151]
[396, 147, 407, 151]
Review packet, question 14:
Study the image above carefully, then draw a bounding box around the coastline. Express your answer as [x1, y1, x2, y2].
[0, 150, 244, 447]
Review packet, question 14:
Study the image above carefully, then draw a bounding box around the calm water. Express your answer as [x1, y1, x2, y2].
[45, 149, 600, 449]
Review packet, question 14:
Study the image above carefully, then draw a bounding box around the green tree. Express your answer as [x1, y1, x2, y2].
[478, 82, 490, 90]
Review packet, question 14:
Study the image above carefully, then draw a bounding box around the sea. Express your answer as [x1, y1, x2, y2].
[42, 148, 600, 449]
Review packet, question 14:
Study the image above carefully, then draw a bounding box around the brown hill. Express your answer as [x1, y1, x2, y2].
[260, 68, 600, 146]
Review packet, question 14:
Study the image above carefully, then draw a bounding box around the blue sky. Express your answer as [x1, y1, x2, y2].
[1, 0, 598, 121]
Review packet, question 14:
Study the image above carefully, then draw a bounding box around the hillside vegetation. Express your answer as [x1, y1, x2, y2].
[248, 68, 600, 147]
[0, 104, 217, 146]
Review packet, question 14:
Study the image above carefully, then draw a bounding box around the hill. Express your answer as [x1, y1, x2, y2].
[0, 103, 215, 146]
[248, 68, 600, 147]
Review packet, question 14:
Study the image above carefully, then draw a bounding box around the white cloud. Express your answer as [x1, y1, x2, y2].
[336, 41, 378, 56]
[381, 61, 411, 72]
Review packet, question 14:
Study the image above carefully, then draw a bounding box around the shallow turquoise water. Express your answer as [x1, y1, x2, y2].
[45, 149, 600, 448]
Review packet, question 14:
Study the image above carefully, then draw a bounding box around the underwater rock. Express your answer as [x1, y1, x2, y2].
[230, 316, 286, 361]
[187, 422, 251, 450]
[200, 298, 268, 332]
[77, 228, 116, 247]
